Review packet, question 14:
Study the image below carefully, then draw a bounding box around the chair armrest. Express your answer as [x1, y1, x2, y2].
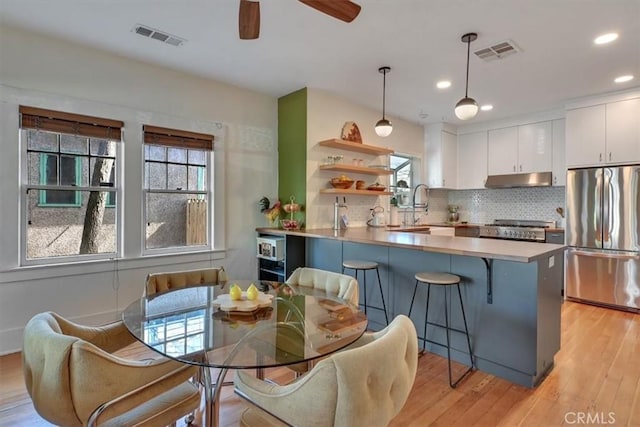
[88, 363, 197, 426]
[70, 341, 197, 421]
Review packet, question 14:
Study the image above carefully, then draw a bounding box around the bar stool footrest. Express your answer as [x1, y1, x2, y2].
[425, 320, 470, 336]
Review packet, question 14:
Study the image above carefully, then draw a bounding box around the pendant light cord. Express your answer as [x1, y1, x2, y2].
[382, 69, 387, 119]
[464, 38, 471, 98]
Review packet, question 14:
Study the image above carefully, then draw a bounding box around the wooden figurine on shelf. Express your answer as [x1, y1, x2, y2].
[341, 121, 363, 143]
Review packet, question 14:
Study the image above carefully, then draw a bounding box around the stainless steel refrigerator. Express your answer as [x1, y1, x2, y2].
[566, 165, 640, 311]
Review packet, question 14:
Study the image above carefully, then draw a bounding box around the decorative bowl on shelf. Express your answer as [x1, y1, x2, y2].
[330, 177, 355, 189]
[280, 219, 300, 230]
[367, 183, 386, 191]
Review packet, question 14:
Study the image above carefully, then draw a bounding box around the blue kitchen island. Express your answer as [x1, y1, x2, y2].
[256, 227, 566, 388]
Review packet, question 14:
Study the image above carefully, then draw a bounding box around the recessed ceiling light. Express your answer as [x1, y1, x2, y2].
[614, 75, 634, 83]
[480, 104, 493, 111]
[436, 80, 451, 89]
[594, 33, 618, 45]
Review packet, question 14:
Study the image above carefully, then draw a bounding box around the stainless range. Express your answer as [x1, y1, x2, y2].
[479, 219, 556, 242]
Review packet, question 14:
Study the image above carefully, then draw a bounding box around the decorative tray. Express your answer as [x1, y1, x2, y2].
[318, 298, 349, 312]
[212, 292, 274, 312]
[318, 312, 367, 333]
[213, 306, 273, 323]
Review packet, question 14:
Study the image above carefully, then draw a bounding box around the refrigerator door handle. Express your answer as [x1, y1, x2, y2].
[602, 168, 612, 249]
[594, 169, 603, 247]
[570, 248, 640, 260]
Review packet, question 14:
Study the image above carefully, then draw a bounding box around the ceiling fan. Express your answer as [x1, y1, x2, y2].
[239, 0, 361, 40]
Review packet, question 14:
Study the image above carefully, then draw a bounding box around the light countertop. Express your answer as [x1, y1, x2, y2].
[256, 227, 566, 263]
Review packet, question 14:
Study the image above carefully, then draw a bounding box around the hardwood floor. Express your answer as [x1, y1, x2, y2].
[1, 301, 639, 426]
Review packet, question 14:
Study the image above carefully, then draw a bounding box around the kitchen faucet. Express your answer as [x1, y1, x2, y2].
[333, 197, 348, 230]
[411, 184, 430, 225]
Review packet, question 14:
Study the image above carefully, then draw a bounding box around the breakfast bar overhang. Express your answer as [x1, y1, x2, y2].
[257, 227, 566, 388]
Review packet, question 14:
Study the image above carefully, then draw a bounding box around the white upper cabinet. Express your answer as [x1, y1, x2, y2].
[426, 127, 457, 189]
[488, 127, 518, 175]
[564, 98, 640, 167]
[566, 104, 606, 166]
[552, 119, 566, 186]
[457, 131, 488, 189]
[518, 121, 553, 173]
[606, 98, 640, 164]
[488, 123, 553, 176]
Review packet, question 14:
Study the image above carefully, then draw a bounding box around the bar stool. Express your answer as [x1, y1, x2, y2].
[409, 271, 473, 388]
[342, 260, 389, 325]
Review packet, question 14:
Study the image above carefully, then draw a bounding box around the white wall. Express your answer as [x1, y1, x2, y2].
[0, 25, 278, 354]
[305, 88, 424, 228]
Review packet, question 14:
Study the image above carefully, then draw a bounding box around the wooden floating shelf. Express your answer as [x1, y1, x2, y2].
[318, 139, 394, 156]
[319, 164, 393, 176]
[320, 188, 393, 196]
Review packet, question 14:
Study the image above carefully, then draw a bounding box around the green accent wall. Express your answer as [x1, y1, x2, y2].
[278, 88, 307, 225]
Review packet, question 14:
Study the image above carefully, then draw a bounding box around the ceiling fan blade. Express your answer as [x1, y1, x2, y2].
[298, 0, 361, 23]
[239, 0, 260, 40]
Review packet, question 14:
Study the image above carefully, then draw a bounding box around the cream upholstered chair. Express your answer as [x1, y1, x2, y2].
[22, 311, 200, 427]
[285, 267, 359, 306]
[234, 315, 418, 427]
[145, 266, 227, 296]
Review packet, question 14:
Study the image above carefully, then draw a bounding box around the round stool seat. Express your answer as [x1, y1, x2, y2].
[415, 272, 460, 285]
[343, 260, 378, 270]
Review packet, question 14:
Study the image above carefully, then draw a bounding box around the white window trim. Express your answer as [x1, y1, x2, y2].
[141, 141, 213, 257]
[19, 130, 123, 266]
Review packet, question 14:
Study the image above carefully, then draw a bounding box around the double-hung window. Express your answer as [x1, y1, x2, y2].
[20, 106, 122, 264]
[143, 125, 213, 252]
[390, 154, 414, 207]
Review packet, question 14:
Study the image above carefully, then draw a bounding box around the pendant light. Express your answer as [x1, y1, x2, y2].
[375, 66, 393, 137]
[455, 33, 479, 120]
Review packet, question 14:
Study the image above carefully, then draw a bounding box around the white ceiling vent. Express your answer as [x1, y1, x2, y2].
[133, 24, 186, 47]
[474, 40, 521, 61]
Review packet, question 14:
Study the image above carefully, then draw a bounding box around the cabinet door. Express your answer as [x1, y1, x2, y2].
[518, 121, 552, 173]
[565, 105, 606, 166]
[552, 119, 566, 186]
[427, 130, 457, 188]
[457, 131, 488, 189]
[488, 127, 518, 175]
[441, 131, 458, 188]
[606, 98, 640, 163]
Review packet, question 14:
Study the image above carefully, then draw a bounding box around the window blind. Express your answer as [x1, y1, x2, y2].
[143, 125, 214, 151]
[19, 106, 123, 140]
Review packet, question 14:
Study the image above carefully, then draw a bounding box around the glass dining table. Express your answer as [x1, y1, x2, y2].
[122, 279, 368, 427]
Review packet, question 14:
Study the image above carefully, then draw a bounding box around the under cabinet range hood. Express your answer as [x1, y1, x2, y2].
[484, 172, 552, 188]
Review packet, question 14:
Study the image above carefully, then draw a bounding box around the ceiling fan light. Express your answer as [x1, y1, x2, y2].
[455, 97, 479, 120]
[375, 118, 393, 137]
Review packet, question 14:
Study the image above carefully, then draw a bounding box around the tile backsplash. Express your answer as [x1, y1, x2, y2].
[316, 186, 566, 228]
[447, 186, 566, 225]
